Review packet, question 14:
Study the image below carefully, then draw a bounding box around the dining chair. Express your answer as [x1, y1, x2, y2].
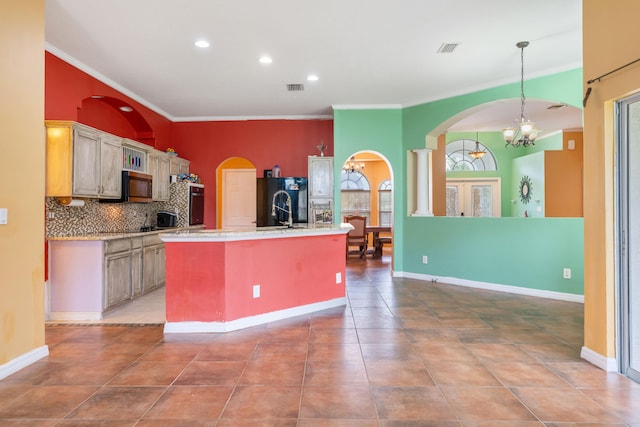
[345, 215, 368, 258]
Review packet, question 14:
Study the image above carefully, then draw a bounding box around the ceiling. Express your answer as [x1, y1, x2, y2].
[45, 0, 584, 135]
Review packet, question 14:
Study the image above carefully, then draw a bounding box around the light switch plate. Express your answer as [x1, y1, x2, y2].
[0, 208, 7, 224]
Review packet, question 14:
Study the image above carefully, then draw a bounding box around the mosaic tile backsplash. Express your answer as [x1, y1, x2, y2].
[45, 183, 195, 237]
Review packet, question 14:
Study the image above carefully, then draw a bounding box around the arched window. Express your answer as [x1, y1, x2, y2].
[446, 138, 497, 171]
[340, 170, 370, 220]
[378, 179, 392, 226]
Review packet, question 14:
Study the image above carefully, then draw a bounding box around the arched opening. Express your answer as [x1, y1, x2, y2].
[78, 96, 155, 146]
[339, 151, 394, 259]
[427, 99, 583, 218]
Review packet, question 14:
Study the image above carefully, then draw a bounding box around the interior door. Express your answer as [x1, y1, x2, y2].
[617, 93, 640, 382]
[222, 169, 256, 228]
[446, 179, 500, 217]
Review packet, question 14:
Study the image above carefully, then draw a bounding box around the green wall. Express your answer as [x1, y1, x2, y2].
[333, 68, 585, 297]
[403, 216, 584, 295]
[333, 108, 405, 263]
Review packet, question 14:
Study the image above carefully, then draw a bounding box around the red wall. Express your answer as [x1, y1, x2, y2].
[172, 120, 333, 227]
[45, 52, 173, 148]
[45, 52, 334, 229]
[165, 233, 346, 323]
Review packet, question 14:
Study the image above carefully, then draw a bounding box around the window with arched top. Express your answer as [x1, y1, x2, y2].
[446, 138, 497, 171]
[378, 179, 392, 226]
[340, 170, 370, 220]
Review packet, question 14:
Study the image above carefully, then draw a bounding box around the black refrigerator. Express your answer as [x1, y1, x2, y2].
[256, 177, 308, 226]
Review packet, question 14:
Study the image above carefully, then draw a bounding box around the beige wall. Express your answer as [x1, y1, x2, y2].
[0, 1, 46, 366]
[583, 0, 640, 360]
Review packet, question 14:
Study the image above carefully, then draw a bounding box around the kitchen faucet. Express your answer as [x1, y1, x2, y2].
[271, 189, 293, 228]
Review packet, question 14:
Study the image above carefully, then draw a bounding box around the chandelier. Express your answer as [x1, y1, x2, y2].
[343, 156, 365, 173]
[503, 41, 539, 147]
[468, 133, 486, 159]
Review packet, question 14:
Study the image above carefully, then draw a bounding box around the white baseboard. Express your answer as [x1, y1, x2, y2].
[393, 271, 584, 303]
[581, 346, 618, 372]
[165, 297, 347, 334]
[49, 312, 103, 321]
[0, 346, 49, 381]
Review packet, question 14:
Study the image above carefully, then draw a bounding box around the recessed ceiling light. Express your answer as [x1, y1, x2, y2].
[119, 106, 133, 112]
[90, 95, 104, 99]
[307, 74, 319, 81]
[259, 56, 273, 64]
[194, 40, 210, 48]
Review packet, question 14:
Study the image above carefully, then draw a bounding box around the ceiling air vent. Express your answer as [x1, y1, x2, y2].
[287, 83, 305, 91]
[437, 43, 459, 54]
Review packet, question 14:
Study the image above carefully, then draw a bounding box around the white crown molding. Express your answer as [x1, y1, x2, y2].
[332, 104, 402, 111]
[46, 44, 335, 123]
[172, 114, 333, 122]
[46, 43, 176, 121]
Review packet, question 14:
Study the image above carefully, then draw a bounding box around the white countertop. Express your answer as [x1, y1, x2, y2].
[47, 225, 205, 241]
[160, 223, 352, 242]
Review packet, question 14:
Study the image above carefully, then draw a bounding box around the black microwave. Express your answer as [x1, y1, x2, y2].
[100, 171, 153, 203]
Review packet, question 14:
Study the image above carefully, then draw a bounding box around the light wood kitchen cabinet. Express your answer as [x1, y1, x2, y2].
[99, 133, 124, 198]
[148, 150, 170, 201]
[308, 156, 334, 198]
[308, 156, 334, 224]
[169, 156, 190, 176]
[131, 238, 144, 297]
[143, 234, 166, 292]
[46, 121, 123, 199]
[104, 250, 132, 309]
[48, 233, 169, 320]
[104, 238, 133, 310]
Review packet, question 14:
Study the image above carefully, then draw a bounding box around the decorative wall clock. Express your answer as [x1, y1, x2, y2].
[519, 175, 532, 204]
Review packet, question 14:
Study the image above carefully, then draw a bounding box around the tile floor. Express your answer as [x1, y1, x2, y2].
[2, 255, 640, 426]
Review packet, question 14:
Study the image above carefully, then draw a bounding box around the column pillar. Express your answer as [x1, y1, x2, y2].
[412, 148, 433, 216]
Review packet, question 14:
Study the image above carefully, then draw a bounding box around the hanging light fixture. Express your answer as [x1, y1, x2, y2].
[468, 133, 486, 159]
[342, 156, 365, 173]
[503, 41, 539, 147]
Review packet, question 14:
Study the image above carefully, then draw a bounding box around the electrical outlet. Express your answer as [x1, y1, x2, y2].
[422, 255, 428, 264]
[563, 268, 571, 279]
[253, 284, 260, 298]
[336, 272, 342, 284]
[0, 208, 7, 224]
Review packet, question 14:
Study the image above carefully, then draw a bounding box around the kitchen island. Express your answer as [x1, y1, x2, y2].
[160, 224, 351, 333]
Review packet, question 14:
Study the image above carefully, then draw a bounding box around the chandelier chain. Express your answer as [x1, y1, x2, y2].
[520, 44, 526, 121]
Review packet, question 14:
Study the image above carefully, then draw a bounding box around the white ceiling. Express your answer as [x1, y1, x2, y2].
[45, 0, 584, 134]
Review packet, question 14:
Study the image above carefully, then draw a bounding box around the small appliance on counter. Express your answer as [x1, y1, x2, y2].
[157, 211, 177, 228]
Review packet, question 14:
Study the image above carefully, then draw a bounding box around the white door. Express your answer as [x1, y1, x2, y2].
[222, 169, 256, 228]
[446, 179, 501, 217]
[617, 93, 640, 382]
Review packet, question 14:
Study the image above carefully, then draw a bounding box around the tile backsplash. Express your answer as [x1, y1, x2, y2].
[45, 197, 164, 237]
[45, 182, 195, 237]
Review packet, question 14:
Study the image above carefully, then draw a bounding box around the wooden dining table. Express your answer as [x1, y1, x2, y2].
[366, 226, 392, 258]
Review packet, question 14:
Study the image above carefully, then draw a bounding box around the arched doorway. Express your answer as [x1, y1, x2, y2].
[216, 157, 256, 229]
[339, 151, 394, 259]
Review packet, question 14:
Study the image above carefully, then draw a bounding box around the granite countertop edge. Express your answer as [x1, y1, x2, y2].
[47, 225, 206, 241]
[159, 223, 353, 243]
